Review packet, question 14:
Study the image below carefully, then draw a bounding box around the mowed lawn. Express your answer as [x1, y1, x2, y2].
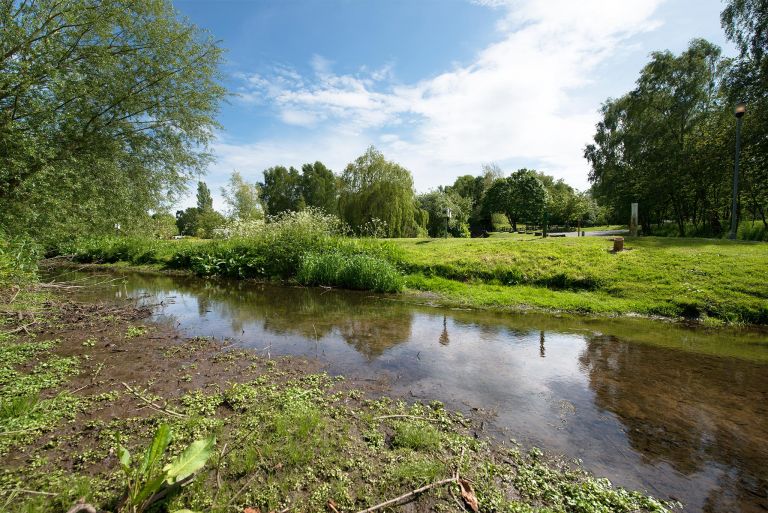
[392, 235, 768, 324]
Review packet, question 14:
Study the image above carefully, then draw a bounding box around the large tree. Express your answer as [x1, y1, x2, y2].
[260, 166, 302, 216]
[585, 39, 731, 235]
[0, 0, 225, 241]
[417, 189, 472, 237]
[482, 169, 548, 231]
[196, 181, 214, 212]
[722, 0, 768, 228]
[338, 146, 419, 237]
[300, 161, 337, 214]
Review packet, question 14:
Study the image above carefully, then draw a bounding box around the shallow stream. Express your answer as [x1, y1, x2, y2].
[61, 270, 768, 512]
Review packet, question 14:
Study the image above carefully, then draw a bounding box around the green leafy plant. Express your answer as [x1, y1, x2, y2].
[117, 423, 215, 513]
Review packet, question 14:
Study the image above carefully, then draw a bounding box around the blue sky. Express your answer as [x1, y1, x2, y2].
[173, 0, 734, 211]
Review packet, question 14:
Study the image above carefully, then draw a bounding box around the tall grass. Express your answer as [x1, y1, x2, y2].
[297, 251, 403, 292]
[57, 210, 405, 293]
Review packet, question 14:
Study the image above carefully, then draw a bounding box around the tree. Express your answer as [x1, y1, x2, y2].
[585, 39, 732, 236]
[482, 170, 547, 231]
[300, 162, 338, 214]
[176, 208, 200, 237]
[418, 189, 472, 237]
[222, 171, 263, 221]
[338, 146, 419, 237]
[0, 0, 225, 241]
[260, 166, 302, 216]
[197, 182, 214, 212]
[196, 209, 226, 238]
[150, 213, 178, 239]
[447, 164, 504, 235]
[722, 0, 768, 229]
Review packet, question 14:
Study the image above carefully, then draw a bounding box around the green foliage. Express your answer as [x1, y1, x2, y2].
[482, 169, 548, 231]
[338, 146, 420, 237]
[301, 161, 338, 214]
[62, 210, 405, 296]
[586, 36, 767, 238]
[0, 234, 41, 285]
[261, 166, 303, 216]
[392, 422, 442, 451]
[417, 189, 472, 237]
[118, 423, 215, 513]
[175, 207, 226, 238]
[150, 213, 179, 240]
[196, 182, 214, 212]
[297, 251, 404, 293]
[222, 171, 264, 222]
[0, 0, 225, 242]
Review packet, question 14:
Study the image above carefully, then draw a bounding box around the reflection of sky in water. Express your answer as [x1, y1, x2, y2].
[79, 274, 768, 513]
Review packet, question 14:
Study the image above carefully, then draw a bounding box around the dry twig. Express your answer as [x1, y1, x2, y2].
[121, 382, 186, 418]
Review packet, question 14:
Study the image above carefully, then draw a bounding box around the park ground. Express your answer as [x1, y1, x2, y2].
[0, 282, 671, 513]
[394, 234, 768, 325]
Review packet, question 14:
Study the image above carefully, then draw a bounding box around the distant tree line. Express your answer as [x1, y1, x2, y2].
[585, 0, 767, 237]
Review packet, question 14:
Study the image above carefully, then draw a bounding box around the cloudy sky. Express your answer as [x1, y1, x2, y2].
[173, 0, 734, 210]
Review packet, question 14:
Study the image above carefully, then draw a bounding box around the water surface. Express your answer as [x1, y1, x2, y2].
[63, 271, 768, 513]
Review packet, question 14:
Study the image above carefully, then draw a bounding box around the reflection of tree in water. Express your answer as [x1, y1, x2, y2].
[117, 275, 414, 360]
[580, 335, 768, 512]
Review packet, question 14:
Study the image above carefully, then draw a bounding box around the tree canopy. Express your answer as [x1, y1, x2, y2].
[222, 171, 263, 221]
[0, 0, 225, 243]
[584, 39, 747, 235]
[338, 147, 420, 237]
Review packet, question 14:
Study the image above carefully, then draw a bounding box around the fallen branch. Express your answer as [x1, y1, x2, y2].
[121, 382, 186, 418]
[374, 414, 444, 423]
[9, 287, 21, 304]
[1, 322, 35, 335]
[353, 477, 457, 513]
[8, 488, 58, 497]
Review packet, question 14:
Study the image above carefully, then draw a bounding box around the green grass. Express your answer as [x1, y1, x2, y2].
[393, 236, 768, 324]
[53, 231, 768, 324]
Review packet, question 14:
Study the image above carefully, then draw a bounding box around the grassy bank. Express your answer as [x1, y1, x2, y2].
[0, 283, 672, 513]
[56, 230, 768, 325]
[394, 235, 768, 324]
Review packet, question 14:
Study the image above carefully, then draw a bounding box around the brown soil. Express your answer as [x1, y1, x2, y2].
[3, 291, 395, 475]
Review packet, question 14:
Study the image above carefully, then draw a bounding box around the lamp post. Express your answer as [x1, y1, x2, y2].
[444, 207, 452, 238]
[729, 102, 746, 240]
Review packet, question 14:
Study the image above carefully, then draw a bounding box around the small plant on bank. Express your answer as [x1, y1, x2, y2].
[116, 423, 215, 513]
[125, 326, 147, 338]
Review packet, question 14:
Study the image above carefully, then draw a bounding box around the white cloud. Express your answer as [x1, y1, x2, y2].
[218, 0, 664, 195]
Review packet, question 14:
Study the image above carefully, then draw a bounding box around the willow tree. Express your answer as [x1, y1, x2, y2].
[0, 0, 225, 242]
[338, 147, 418, 238]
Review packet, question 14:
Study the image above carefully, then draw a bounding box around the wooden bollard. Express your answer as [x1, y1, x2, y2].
[613, 237, 624, 252]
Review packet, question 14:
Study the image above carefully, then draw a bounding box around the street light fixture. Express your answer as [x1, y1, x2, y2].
[729, 102, 746, 240]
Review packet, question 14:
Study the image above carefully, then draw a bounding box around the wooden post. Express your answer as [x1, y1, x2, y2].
[613, 237, 624, 252]
[630, 203, 638, 236]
